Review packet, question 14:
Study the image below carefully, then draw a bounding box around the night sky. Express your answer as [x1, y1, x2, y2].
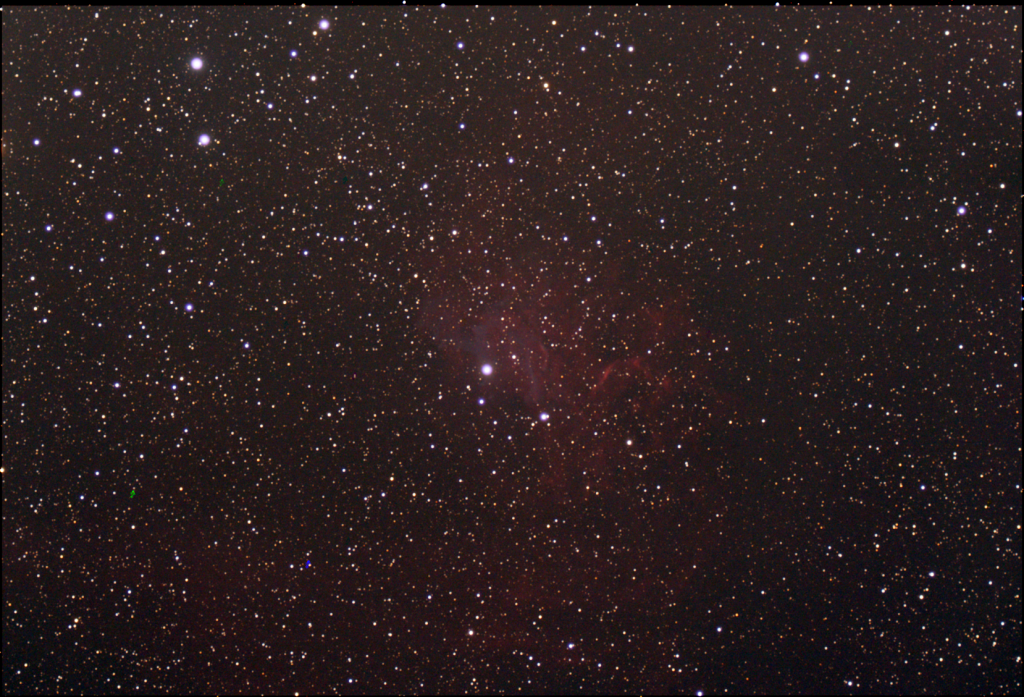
[2, 6, 1021, 695]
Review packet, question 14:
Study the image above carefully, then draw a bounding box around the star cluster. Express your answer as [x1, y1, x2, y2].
[2, 6, 1021, 695]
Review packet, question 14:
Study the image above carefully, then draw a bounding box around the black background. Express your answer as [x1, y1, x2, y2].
[3, 6, 1020, 695]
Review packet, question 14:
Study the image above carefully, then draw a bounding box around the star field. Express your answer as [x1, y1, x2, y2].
[2, 6, 1021, 695]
